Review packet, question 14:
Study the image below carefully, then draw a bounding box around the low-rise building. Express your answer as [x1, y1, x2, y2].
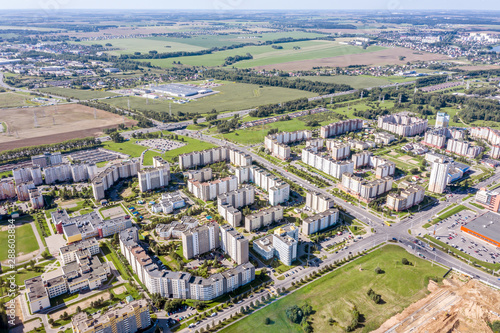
[150, 192, 185, 214]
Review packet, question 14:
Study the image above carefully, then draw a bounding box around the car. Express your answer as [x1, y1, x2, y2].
[211, 313, 217, 317]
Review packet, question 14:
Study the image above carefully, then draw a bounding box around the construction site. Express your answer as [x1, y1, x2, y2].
[375, 274, 500, 333]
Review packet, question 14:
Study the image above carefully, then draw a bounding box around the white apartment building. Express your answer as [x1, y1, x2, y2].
[446, 139, 483, 158]
[235, 166, 289, 205]
[435, 112, 450, 128]
[341, 173, 393, 201]
[377, 113, 428, 137]
[301, 148, 354, 179]
[328, 141, 350, 160]
[302, 208, 340, 235]
[244, 206, 284, 231]
[305, 191, 335, 213]
[44, 163, 73, 184]
[386, 184, 425, 211]
[187, 176, 238, 201]
[265, 130, 312, 160]
[428, 160, 450, 193]
[320, 119, 363, 138]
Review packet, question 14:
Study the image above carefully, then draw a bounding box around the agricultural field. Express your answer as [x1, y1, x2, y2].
[221, 245, 446, 333]
[0, 92, 31, 108]
[104, 81, 316, 115]
[141, 40, 385, 68]
[0, 104, 134, 150]
[37, 87, 118, 100]
[75, 38, 206, 56]
[0, 223, 39, 261]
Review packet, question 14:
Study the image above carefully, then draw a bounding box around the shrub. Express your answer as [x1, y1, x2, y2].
[265, 317, 271, 325]
[402, 258, 409, 265]
[374, 267, 383, 274]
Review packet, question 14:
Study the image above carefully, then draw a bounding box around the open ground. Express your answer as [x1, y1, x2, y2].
[0, 223, 39, 262]
[253, 47, 449, 71]
[221, 245, 446, 333]
[0, 104, 136, 150]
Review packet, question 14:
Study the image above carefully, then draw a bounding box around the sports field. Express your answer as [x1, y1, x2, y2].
[0, 224, 39, 261]
[221, 245, 446, 333]
[37, 87, 118, 100]
[0, 104, 134, 150]
[141, 40, 385, 68]
[104, 81, 316, 115]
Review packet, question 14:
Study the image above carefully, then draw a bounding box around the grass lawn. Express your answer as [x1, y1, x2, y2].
[162, 134, 216, 164]
[50, 292, 79, 307]
[103, 81, 316, 116]
[101, 243, 131, 280]
[0, 92, 30, 108]
[142, 150, 162, 166]
[101, 140, 147, 158]
[37, 87, 117, 100]
[221, 245, 446, 333]
[0, 223, 39, 261]
[0, 170, 13, 178]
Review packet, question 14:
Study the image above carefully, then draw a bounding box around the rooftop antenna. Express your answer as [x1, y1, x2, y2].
[33, 110, 38, 128]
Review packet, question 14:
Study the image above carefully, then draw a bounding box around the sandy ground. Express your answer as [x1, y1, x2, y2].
[101, 206, 127, 219]
[408, 159, 419, 164]
[399, 155, 413, 161]
[49, 291, 112, 320]
[253, 47, 449, 71]
[112, 286, 126, 295]
[0, 104, 136, 150]
[374, 276, 500, 333]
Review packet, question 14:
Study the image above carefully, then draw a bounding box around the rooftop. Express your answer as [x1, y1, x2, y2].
[463, 211, 500, 244]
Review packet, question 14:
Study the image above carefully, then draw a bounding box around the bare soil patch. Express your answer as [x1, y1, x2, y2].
[0, 104, 136, 150]
[254, 47, 449, 71]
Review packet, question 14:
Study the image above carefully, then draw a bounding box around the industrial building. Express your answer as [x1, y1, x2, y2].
[151, 83, 212, 97]
[460, 211, 500, 248]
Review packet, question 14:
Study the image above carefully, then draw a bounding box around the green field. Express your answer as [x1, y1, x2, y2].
[104, 81, 316, 115]
[142, 150, 162, 166]
[162, 135, 216, 163]
[0, 92, 30, 108]
[145, 31, 325, 49]
[102, 140, 147, 158]
[0, 223, 39, 261]
[75, 38, 206, 56]
[140, 40, 385, 68]
[222, 245, 446, 333]
[37, 87, 118, 100]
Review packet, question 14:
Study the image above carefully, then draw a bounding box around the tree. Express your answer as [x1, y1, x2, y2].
[48, 318, 54, 325]
[109, 131, 124, 143]
[402, 258, 409, 265]
[374, 267, 383, 274]
[265, 317, 271, 325]
[76, 306, 81, 313]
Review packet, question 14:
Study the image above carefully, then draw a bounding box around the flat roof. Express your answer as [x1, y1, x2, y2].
[463, 211, 500, 245]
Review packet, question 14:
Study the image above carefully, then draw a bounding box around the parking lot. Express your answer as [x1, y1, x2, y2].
[69, 148, 124, 163]
[136, 138, 186, 151]
[428, 209, 500, 263]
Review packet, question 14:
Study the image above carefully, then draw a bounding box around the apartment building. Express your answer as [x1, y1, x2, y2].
[217, 186, 254, 226]
[253, 224, 298, 266]
[328, 141, 350, 160]
[306, 138, 324, 149]
[435, 112, 450, 128]
[386, 184, 425, 211]
[422, 131, 446, 148]
[244, 206, 283, 231]
[428, 160, 450, 194]
[229, 149, 252, 167]
[235, 166, 290, 206]
[29, 188, 44, 209]
[44, 163, 73, 184]
[72, 299, 150, 333]
[220, 224, 249, 265]
[351, 152, 395, 178]
[320, 119, 363, 138]
[187, 175, 238, 201]
[13, 167, 34, 184]
[120, 227, 255, 301]
[71, 164, 89, 183]
[446, 139, 483, 158]
[0, 180, 16, 200]
[187, 168, 212, 183]
[302, 208, 340, 235]
[377, 113, 428, 137]
[305, 191, 335, 213]
[15, 181, 35, 201]
[91, 160, 140, 200]
[218, 203, 242, 227]
[301, 147, 354, 179]
[470, 126, 500, 146]
[264, 130, 312, 160]
[340, 173, 393, 202]
[491, 145, 500, 159]
[150, 191, 185, 214]
[31, 152, 62, 168]
[52, 209, 132, 243]
[182, 222, 220, 259]
[25, 276, 51, 312]
[59, 238, 100, 265]
[138, 158, 170, 192]
[346, 139, 376, 151]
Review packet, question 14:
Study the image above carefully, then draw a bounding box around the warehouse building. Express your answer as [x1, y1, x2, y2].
[461, 211, 500, 248]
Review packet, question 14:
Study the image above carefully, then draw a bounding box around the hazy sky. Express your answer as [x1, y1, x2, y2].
[1, 0, 500, 10]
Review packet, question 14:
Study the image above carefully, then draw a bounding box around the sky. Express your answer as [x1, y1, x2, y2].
[0, 0, 499, 10]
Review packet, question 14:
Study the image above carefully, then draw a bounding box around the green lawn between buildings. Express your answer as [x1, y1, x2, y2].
[221, 245, 446, 333]
[0, 223, 39, 261]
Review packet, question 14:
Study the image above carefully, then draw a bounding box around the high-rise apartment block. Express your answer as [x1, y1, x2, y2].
[377, 113, 428, 137]
[187, 168, 212, 183]
[305, 191, 335, 213]
[428, 160, 450, 193]
[187, 175, 238, 201]
[302, 208, 339, 235]
[91, 160, 140, 200]
[244, 206, 284, 231]
[351, 152, 395, 178]
[328, 141, 351, 160]
[138, 157, 170, 192]
[15, 181, 35, 201]
[341, 173, 393, 201]
[446, 139, 483, 158]
[178, 147, 252, 170]
[320, 119, 363, 138]
[386, 184, 425, 211]
[220, 224, 249, 265]
[182, 222, 220, 259]
[44, 163, 72, 184]
[475, 188, 500, 212]
[265, 130, 312, 160]
[235, 166, 289, 206]
[31, 152, 62, 168]
[217, 186, 255, 227]
[435, 112, 450, 128]
[29, 188, 44, 209]
[253, 224, 298, 266]
[0, 180, 16, 200]
[301, 147, 354, 179]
